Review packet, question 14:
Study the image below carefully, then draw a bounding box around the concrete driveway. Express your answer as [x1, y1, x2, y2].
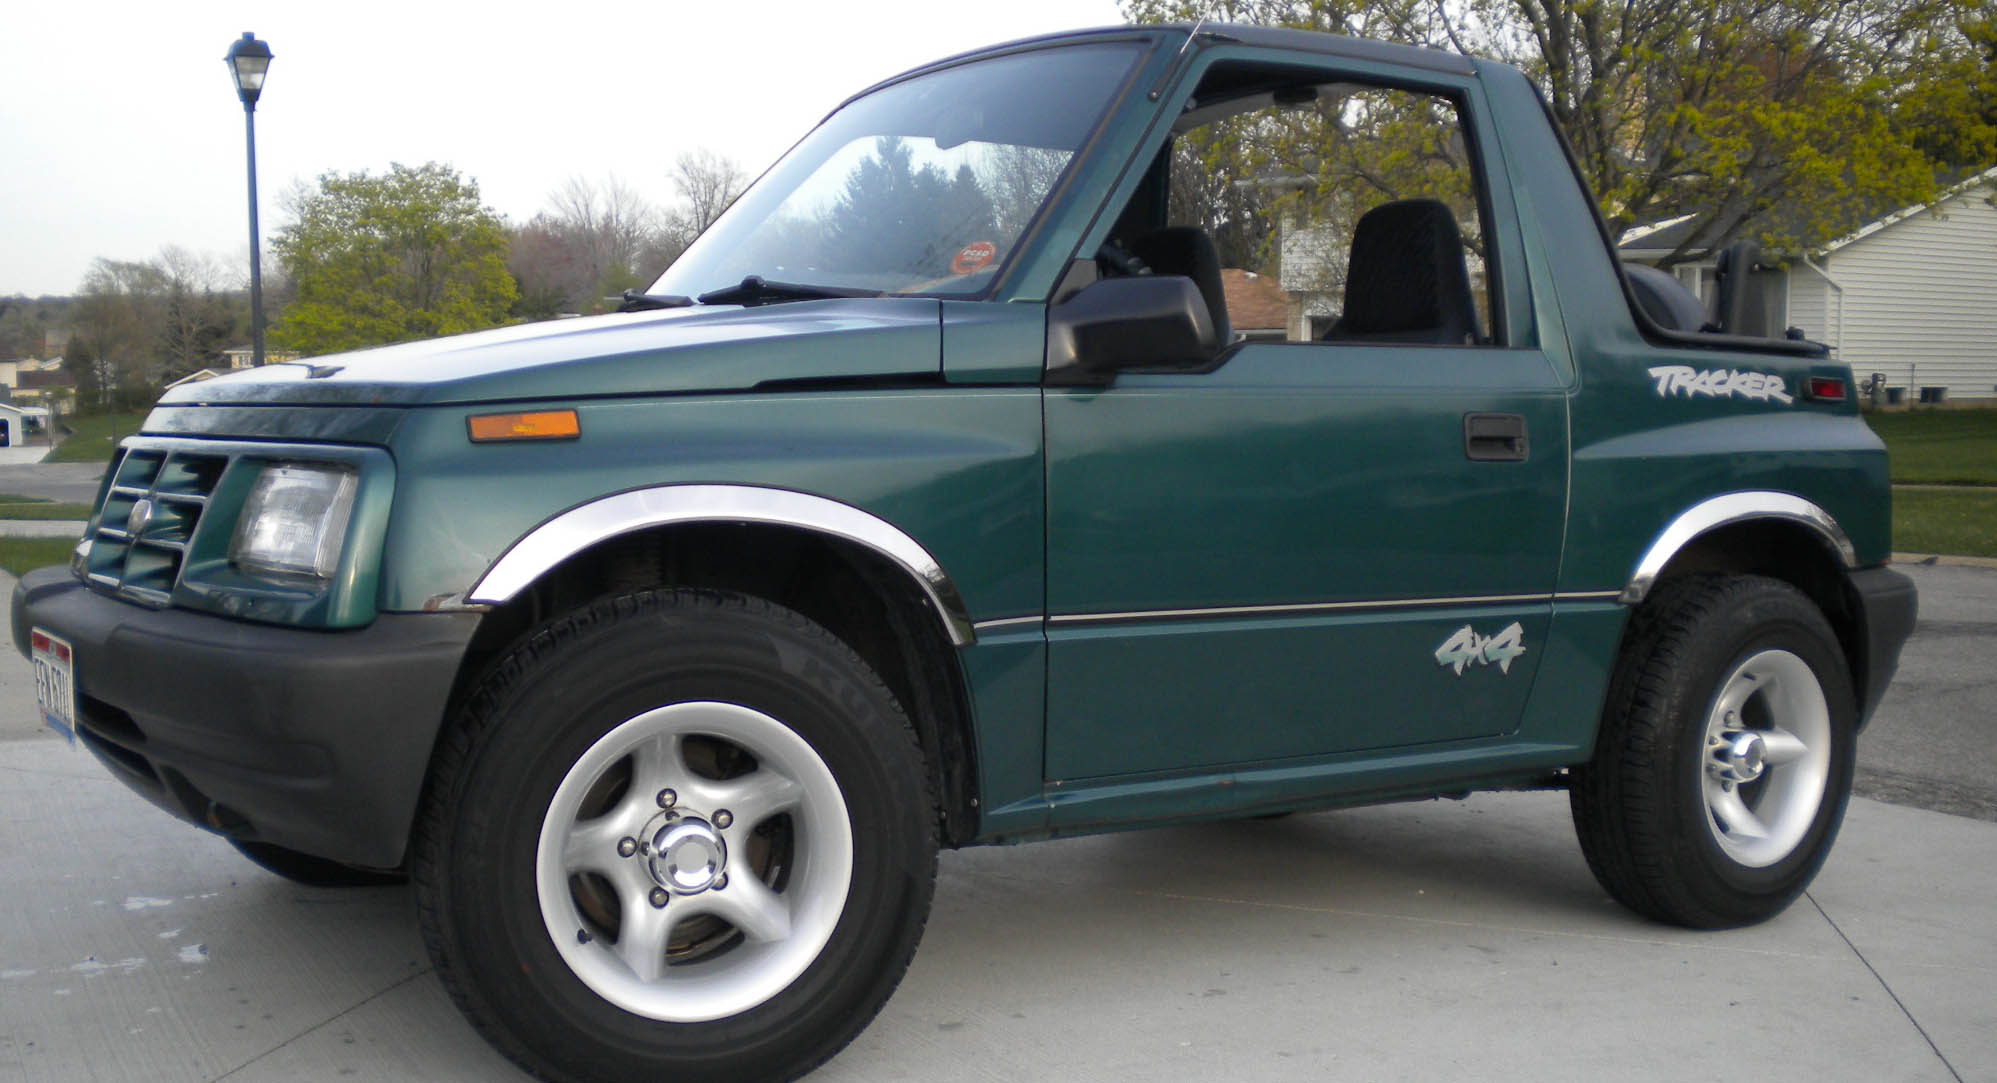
[2, 566, 1992, 1082]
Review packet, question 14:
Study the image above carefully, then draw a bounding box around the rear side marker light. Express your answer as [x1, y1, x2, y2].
[1804, 377, 1846, 401]
[468, 410, 581, 442]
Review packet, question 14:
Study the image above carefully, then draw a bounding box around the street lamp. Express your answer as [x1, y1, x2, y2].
[225, 31, 273, 367]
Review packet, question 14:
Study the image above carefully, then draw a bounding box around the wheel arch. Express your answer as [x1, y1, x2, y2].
[445, 486, 984, 847]
[1616, 491, 1874, 714]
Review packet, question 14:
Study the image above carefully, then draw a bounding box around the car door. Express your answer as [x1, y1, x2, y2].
[1041, 59, 1570, 781]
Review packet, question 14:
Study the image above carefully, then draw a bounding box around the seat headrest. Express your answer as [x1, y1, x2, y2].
[1332, 199, 1477, 344]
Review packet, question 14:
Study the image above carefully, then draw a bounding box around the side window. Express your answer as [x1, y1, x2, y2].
[1104, 66, 1498, 346]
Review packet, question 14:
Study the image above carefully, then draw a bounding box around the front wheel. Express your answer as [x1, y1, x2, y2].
[415, 590, 937, 1083]
[1570, 575, 1856, 928]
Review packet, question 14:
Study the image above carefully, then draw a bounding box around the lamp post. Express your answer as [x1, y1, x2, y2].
[225, 32, 273, 367]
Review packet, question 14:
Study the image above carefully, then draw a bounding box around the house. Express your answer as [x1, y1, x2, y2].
[0, 401, 52, 448]
[221, 346, 301, 369]
[0, 358, 75, 405]
[1221, 269, 1290, 342]
[1622, 166, 1997, 402]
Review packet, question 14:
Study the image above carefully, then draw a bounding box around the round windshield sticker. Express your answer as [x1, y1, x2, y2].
[951, 241, 997, 275]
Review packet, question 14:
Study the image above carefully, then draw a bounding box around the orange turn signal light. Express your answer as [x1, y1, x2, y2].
[467, 409, 581, 443]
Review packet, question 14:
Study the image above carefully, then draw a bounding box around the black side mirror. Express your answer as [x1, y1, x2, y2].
[1045, 275, 1219, 386]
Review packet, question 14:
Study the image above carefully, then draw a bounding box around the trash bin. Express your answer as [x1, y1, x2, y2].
[1884, 387, 1905, 405]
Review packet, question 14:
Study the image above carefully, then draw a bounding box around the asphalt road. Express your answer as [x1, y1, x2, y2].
[1855, 560, 1997, 820]
[0, 461, 106, 503]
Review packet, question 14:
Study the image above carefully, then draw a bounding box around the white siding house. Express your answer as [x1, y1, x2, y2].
[1785, 171, 1997, 401]
[1623, 167, 1997, 401]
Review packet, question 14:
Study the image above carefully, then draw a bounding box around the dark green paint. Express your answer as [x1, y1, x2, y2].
[109, 27, 1895, 845]
[376, 391, 1045, 619]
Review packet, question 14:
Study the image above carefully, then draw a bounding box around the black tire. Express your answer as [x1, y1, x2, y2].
[231, 840, 406, 887]
[1570, 574, 1856, 929]
[414, 589, 937, 1083]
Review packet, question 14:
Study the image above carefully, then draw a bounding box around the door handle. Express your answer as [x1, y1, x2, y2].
[1463, 412, 1528, 462]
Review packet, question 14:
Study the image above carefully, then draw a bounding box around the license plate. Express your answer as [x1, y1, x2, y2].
[31, 628, 76, 744]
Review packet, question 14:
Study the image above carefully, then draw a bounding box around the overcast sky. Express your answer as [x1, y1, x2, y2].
[0, 0, 1129, 298]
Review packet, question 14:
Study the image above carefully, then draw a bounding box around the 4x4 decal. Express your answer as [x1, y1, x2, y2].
[1434, 621, 1527, 675]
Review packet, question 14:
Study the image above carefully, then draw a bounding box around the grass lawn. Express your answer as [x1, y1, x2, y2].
[0, 502, 94, 520]
[1894, 486, 1997, 558]
[0, 537, 77, 578]
[48, 412, 147, 464]
[1864, 408, 1997, 485]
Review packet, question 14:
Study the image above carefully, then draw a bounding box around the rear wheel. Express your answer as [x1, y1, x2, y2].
[1570, 575, 1855, 928]
[415, 589, 936, 1083]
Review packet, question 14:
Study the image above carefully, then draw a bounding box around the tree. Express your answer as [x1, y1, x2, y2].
[509, 175, 662, 317]
[150, 247, 242, 382]
[270, 162, 517, 355]
[66, 251, 242, 397]
[821, 137, 996, 278]
[1123, 0, 1997, 262]
[63, 336, 122, 413]
[507, 215, 601, 319]
[668, 149, 750, 242]
[0, 297, 50, 359]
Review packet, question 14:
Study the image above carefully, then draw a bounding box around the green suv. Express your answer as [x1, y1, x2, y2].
[16, 24, 1917, 1083]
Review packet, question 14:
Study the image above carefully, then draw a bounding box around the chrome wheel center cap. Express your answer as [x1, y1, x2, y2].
[1725, 733, 1768, 783]
[649, 814, 727, 894]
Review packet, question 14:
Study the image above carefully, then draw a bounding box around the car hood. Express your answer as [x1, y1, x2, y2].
[156, 298, 944, 407]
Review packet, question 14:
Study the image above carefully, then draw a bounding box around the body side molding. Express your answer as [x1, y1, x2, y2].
[468, 484, 977, 646]
[1621, 491, 1857, 605]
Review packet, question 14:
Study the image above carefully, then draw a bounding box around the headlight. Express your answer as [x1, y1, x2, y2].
[229, 463, 359, 580]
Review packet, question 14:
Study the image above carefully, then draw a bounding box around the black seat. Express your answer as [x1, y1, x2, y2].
[1322, 199, 1477, 345]
[1129, 227, 1231, 345]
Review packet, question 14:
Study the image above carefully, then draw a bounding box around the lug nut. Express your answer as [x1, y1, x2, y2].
[617, 837, 638, 858]
[713, 809, 733, 829]
[713, 873, 729, 891]
[657, 789, 677, 809]
[649, 887, 669, 909]
[577, 928, 593, 944]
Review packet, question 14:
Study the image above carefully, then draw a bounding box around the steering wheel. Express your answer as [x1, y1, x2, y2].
[1095, 240, 1152, 277]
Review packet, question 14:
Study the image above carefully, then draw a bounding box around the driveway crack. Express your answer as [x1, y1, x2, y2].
[1807, 891, 1963, 1082]
[210, 967, 432, 1081]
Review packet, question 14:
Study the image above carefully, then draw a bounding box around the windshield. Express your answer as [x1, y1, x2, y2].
[652, 43, 1144, 300]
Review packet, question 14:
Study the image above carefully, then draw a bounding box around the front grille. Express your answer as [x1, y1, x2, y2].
[83, 446, 229, 605]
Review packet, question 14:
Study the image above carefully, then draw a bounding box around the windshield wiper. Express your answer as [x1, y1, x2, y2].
[695, 275, 882, 307]
[617, 290, 694, 312]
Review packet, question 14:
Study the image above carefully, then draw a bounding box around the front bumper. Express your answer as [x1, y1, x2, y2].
[1849, 564, 1918, 728]
[12, 567, 480, 868]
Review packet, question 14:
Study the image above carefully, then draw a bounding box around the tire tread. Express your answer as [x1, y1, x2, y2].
[412, 587, 936, 1083]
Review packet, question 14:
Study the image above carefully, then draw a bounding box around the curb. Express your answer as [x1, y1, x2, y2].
[0, 519, 85, 538]
[1892, 552, 1997, 570]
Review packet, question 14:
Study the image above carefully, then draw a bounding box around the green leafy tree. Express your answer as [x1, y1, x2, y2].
[270, 162, 517, 355]
[1124, 0, 1997, 262]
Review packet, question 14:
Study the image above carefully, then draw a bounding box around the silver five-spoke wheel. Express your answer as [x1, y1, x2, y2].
[416, 590, 936, 1082]
[1699, 649, 1832, 867]
[1570, 575, 1856, 928]
[537, 701, 853, 1021]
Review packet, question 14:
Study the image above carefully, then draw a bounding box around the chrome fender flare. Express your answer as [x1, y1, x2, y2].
[1620, 491, 1857, 605]
[468, 485, 976, 646]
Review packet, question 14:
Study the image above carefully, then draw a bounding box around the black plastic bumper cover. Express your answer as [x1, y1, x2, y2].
[13, 566, 480, 868]
[1849, 564, 1918, 728]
